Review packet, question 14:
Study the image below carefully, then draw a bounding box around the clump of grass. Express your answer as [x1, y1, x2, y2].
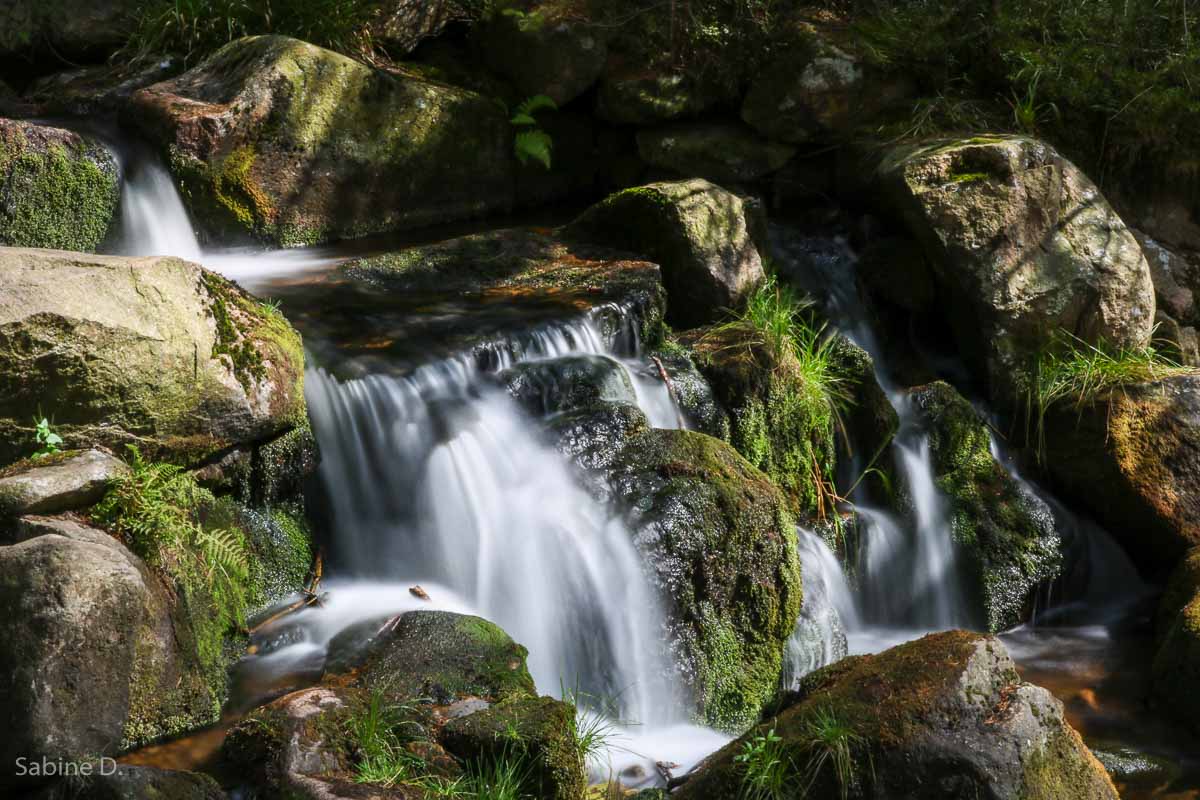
[347, 691, 426, 787]
[734, 726, 790, 800]
[797, 706, 869, 800]
[1025, 330, 1195, 461]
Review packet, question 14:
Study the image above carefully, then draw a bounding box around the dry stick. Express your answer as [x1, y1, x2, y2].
[246, 551, 326, 636]
[651, 355, 688, 429]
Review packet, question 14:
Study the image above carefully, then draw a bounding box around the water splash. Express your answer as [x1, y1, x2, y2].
[782, 527, 859, 686]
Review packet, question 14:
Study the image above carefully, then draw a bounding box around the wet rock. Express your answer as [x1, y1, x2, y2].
[830, 336, 898, 498]
[548, 402, 649, 489]
[478, 2, 607, 106]
[23, 60, 180, 116]
[1041, 373, 1200, 573]
[636, 123, 796, 184]
[502, 355, 638, 417]
[909, 382, 1062, 632]
[1153, 547, 1200, 733]
[0, 0, 136, 65]
[676, 631, 1119, 800]
[604, 428, 802, 731]
[651, 347, 730, 440]
[565, 179, 765, 328]
[441, 695, 585, 800]
[326, 610, 536, 705]
[126, 35, 515, 247]
[0, 249, 306, 467]
[876, 136, 1155, 409]
[1135, 232, 1197, 323]
[0, 119, 120, 252]
[33, 765, 227, 800]
[0, 448, 127, 519]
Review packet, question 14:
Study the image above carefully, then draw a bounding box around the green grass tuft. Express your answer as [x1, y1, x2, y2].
[734, 726, 790, 800]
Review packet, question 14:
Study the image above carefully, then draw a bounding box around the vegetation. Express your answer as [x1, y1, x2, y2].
[30, 416, 63, 459]
[796, 706, 869, 800]
[734, 726, 790, 800]
[510, 94, 557, 170]
[1025, 331, 1196, 461]
[733, 708, 867, 800]
[347, 691, 425, 787]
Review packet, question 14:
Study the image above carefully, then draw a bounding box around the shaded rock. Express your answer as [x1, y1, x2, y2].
[23, 60, 180, 117]
[501, 355, 637, 417]
[830, 335, 898, 498]
[565, 179, 765, 327]
[604, 428, 802, 731]
[677, 631, 1118, 800]
[1152, 547, 1200, 734]
[636, 122, 796, 184]
[478, 2, 607, 106]
[909, 382, 1061, 631]
[0, 0, 136, 65]
[597, 71, 734, 126]
[33, 765, 226, 800]
[126, 35, 515, 246]
[326, 610, 536, 705]
[856, 235, 937, 313]
[876, 136, 1155, 408]
[1136, 232, 1196, 323]
[367, 0, 468, 57]
[0, 248, 306, 467]
[652, 347, 730, 440]
[0, 448, 127, 518]
[441, 695, 585, 800]
[0, 119, 119, 252]
[1041, 373, 1200, 573]
[1154, 310, 1200, 367]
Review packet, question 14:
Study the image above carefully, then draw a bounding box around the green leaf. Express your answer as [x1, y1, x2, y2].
[509, 112, 538, 126]
[514, 94, 558, 118]
[514, 129, 553, 170]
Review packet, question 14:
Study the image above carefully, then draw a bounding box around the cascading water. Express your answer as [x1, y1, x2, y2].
[113, 143, 202, 260]
[782, 527, 859, 686]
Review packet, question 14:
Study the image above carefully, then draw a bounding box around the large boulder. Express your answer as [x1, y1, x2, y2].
[0, 448, 127, 519]
[0, 119, 119, 252]
[604, 428, 802, 731]
[126, 35, 515, 246]
[909, 382, 1062, 631]
[564, 180, 765, 328]
[1041, 373, 1200, 574]
[0, 521, 221, 789]
[1153, 547, 1200, 734]
[636, 122, 796, 184]
[876, 136, 1155, 408]
[0, 248, 305, 467]
[0, 0, 136, 65]
[677, 631, 1119, 800]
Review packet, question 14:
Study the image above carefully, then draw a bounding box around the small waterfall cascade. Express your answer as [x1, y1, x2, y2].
[783, 527, 859, 687]
[114, 147, 202, 260]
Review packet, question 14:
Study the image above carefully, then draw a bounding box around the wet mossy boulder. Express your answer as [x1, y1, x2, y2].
[652, 345, 730, 440]
[0, 519, 224, 789]
[876, 136, 1155, 409]
[677, 631, 1119, 800]
[678, 323, 837, 516]
[1040, 373, 1200, 575]
[1153, 547, 1200, 734]
[477, 0, 607, 106]
[0, 119, 119, 252]
[829, 336, 898, 498]
[326, 610, 537, 705]
[604, 428, 802, 731]
[909, 382, 1062, 632]
[636, 123, 796, 184]
[564, 180, 765, 328]
[0, 249, 306, 468]
[441, 695, 585, 800]
[501, 355, 638, 417]
[127, 35, 515, 247]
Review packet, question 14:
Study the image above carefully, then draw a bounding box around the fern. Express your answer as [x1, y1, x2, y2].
[509, 94, 557, 170]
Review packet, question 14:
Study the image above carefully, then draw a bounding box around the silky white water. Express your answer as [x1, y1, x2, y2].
[116, 155, 202, 261]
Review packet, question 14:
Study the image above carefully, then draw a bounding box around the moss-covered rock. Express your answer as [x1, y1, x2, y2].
[908, 382, 1062, 632]
[501, 355, 638, 417]
[0, 119, 119, 252]
[652, 344, 730, 440]
[676, 631, 1118, 800]
[126, 35, 515, 246]
[1041, 373, 1200, 575]
[564, 180, 765, 328]
[874, 136, 1155, 409]
[635, 122, 796, 184]
[678, 323, 837, 516]
[829, 335, 897, 500]
[0, 249, 306, 468]
[603, 428, 802, 731]
[1153, 547, 1200, 735]
[441, 695, 585, 800]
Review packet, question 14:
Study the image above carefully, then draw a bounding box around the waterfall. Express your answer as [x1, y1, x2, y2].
[115, 148, 202, 260]
[782, 527, 859, 686]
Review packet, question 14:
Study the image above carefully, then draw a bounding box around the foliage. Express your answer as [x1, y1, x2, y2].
[95, 446, 253, 633]
[734, 726, 790, 800]
[560, 685, 619, 768]
[31, 416, 63, 459]
[348, 692, 425, 787]
[1025, 330, 1195, 461]
[796, 706, 868, 800]
[510, 95, 558, 170]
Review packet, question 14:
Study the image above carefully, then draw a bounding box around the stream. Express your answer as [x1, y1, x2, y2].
[111, 147, 1200, 798]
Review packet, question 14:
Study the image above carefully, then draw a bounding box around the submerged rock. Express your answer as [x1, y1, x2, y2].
[876, 136, 1155, 408]
[605, 428, 802, 731]
[565, 179, 765, 328]
[909, 382, 1061, 632]
[0, 448, 127, 519]
[677, 631, 1119, 800]
[636, 123, 796, 184]
[0, 119, 120, 252]
[1153, 547, 1200, 733]
[501, 355, 638, 417]
[0, 249, 306, 467]
[1041, 373, 1200, 573]
[127, 35, 514, 246]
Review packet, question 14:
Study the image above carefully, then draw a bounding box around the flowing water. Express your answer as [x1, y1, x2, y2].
[107, 146, 1200, 795]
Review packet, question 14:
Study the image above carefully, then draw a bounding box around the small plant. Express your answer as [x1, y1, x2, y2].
[347, 691, 426, 786]
[1007, 68, 1059, 135]
[31, 416, 64, 458]
[797, 706, 869, 800]
[510, 94, 558, 170]
[734, 726, 791, 800]
[461, 750, 533, 800]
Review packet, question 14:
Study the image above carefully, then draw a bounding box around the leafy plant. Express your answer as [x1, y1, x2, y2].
[510, 95, 558, 170]
[460, 750, 534, 800]
[797, 706, 869, 800]
[1025, 330, 1194, 461]
[347, 692, 426, 787]
[734, 726, 791, 800]
[31, 416, 63, 458]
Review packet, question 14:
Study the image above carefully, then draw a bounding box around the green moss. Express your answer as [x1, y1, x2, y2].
[949, 171, 989, 184]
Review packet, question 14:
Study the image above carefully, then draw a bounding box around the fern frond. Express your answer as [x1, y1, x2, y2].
[514, 94, 558, 118]
[515, 129, 553, 169]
